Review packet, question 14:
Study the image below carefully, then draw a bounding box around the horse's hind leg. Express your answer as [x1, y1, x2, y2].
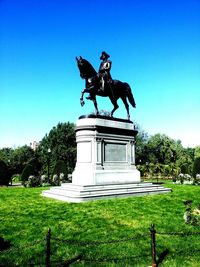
[110, 98, 119, 117]
[121, 96, 130, 120]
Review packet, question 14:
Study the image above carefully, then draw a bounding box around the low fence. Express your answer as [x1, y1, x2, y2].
[1, 225, 200, 266]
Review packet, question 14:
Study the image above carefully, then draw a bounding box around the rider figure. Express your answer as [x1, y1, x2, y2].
[86, 51, 113, 100]
[98, 51, 112, 93]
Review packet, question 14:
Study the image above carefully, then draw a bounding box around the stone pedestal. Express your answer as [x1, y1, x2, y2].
[72, 116, 140, 185]
[42, 116, 171, 202]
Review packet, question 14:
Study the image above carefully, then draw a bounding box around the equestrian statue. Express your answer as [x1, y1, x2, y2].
[76, 51, 136, 120]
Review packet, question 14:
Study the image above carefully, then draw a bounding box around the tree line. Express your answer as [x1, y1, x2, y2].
[135, 123, 200, 180]
[0, 122, 76, 186]
[0, 121, 200, 185]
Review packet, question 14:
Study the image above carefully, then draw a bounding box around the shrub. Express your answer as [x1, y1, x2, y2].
[59, 173, 66, 182]
[177, 173, 184, 184]
[183, 200, 193, 224]
[193, 157, 200, 178]
[183, 174, 192, 184]
[50, 173, 68, 186]
[183, 200, 200, 225]
[0, 160, 11, 185]
[21, 164, 35, 187]
[194, 174, 200, 185]
[52, 174, 60, 186]
[11, 174, 21, 183]
[40, 174, 51, 187]
[41, 174, 48, 183]
[26, 175, 41, 188]
[176, 173, 194, 185]
[51, 160, 68, 182]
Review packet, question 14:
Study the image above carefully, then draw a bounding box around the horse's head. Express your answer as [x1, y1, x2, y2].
[75, 56, 97, 79]
[76, 56, 85, 78]
[75, 56, 84, 67]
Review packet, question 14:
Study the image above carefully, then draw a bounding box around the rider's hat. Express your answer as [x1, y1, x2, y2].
[100, 51, 110, 60]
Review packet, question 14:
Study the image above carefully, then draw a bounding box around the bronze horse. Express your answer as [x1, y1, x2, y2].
[76, 56, 136, 120]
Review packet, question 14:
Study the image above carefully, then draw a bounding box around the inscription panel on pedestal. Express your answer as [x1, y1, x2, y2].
[104, 142, 126, 162]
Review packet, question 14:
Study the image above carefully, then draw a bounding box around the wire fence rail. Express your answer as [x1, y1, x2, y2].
[52, 232, 150, 246]
[0, 225, 200, 266]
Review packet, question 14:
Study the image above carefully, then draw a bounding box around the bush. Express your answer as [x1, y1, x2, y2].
[51, 160, 68, 183]
[41, 174, 48, 183]
[0, 160, 11, 185]
[193, 157, 200, 178]
[21, 164, 35, 187]
[183, 200, 200, 225]
[40, 174, 51, 187]
[11, 174, 21, 183]
[176, 173, 197, 185]
[59, 173, 66, 182]
[177, 173, 184, 184]
[26, 175, 41, 188]
[194, 174, 200, 185]
[52, 174, 60, 186]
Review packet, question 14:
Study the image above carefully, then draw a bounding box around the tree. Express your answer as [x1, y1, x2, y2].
[0, 146, 40, 181]
[176, 147, 194, 175]
[145, 134, 181, 165]
[135, 131, 192, 178]
[36, 122, 76, 176]
[10, 145, 35, 175]
[194, 146, 200, 159]
[0, 148, 14, 179]
[21, 164, 35, 186]
[0, 160, 11, 185]
[193, 157, 200, 178]
[134, 122, 149, 165]
[0, 148, 13, 163]
[52, 160, 68, 179]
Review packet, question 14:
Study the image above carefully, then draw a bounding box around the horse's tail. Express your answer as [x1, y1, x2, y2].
[125, 83, 136, 108]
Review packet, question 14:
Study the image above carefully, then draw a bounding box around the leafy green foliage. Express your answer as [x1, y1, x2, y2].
[183, 200, 200, 225]
[134, 122, 149, 165]
[145, 134, 179, 164]
[0, 160, 11, 185]
[135, 130, 195, 177]
[0, 147, 13, 163]
[11, 174, 21, 183]
[0, 146, 39, 182]
[0, 122, 76, 181]
[10, 146, 35, 175]
[36, 122, 76, 177]
[51, 160, 68, 182]
[26, 176, 41, 188]
[194, 146, 200, 158]
[52, 160, 67, 176]
[193, 157, 200, 178]
[0, 121, 197, 182]
[12, 146, 34, 172]
[21, 164, 35, 186]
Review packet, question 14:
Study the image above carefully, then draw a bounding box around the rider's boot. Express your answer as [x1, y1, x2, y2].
[100, 79, 105, 93]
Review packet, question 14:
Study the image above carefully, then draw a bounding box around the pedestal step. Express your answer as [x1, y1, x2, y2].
[42, 182, 171, 203]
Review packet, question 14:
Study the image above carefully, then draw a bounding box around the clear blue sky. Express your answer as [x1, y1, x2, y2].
[0, 0, 200, 148]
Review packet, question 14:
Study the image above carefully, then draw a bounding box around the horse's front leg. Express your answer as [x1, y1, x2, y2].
[80, 89, 87, 106]
[92, 96, 99, 116]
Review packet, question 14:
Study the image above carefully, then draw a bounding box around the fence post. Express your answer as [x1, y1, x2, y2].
[150, 224, 157, 267]
[46, 228, 51, 267]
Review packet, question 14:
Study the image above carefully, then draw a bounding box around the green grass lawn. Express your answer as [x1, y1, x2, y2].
[0, 183, 200, 266]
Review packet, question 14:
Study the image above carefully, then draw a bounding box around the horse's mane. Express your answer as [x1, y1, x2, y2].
[82, 58, 97, 76]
